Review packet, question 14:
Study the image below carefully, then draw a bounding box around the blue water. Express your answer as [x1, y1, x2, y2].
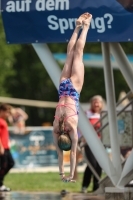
[0, 192, 61, 200]
[53, 53, 133, 63]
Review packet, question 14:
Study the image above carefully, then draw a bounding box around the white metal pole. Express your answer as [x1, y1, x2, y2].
[110, 42, 133, 92]
[101, 42, 122, 179]
[32, 43, 61, 90]
[32, 43, 118, 185]
[78, 105, 118, 185]
[0, 96, 57, 108]
[117, 149, 133, 187]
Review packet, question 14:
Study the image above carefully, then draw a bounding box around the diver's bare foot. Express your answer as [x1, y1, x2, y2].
[76, 13, 89, 27]
[83, 13, 92, 26]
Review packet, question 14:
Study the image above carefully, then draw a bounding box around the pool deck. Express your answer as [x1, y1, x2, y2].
[64, 192, 105, 200]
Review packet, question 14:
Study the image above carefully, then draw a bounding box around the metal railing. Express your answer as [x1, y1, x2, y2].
[78, 91, 133, 181]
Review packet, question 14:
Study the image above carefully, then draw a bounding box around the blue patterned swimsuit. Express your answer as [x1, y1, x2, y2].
[58, 78, 80, 114]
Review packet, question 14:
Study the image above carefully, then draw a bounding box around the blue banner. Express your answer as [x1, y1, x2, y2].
[9, 129, 58, 168]
[1, 0, 133, 44]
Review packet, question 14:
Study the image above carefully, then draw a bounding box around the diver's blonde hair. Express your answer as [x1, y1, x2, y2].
[58, 115, 72, 151]
[58, 133, 71, 151]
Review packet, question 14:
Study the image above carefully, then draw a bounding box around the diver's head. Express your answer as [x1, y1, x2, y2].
[58, 133, 72, 151]
[58, 115, 72, 151]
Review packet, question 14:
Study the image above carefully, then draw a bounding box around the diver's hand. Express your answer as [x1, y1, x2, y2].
[60, 173, 65, 181]
[61, 175, 76, 183]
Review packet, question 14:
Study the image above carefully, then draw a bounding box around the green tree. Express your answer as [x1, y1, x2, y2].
[0, 16, 21, 96]
[6, 44, 58, 126]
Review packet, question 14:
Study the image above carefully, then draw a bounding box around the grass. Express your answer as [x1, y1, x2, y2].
[4, 172, 93, 192]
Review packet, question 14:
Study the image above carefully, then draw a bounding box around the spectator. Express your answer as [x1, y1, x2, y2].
[8, 107, 28, 134]
[81, 95, 104, 193]
[0, 103, 15, 191]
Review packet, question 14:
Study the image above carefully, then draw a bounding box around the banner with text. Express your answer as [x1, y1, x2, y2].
[1, 0, 133, 44]
[10, 129, 59, 168]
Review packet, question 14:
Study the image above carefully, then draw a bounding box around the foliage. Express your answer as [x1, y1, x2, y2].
[0, 16, 21, 96]
[5, 44, 58, 125]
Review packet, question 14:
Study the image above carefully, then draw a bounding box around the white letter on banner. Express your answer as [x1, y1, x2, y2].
[55, 0, 69, 10]
[46, 0, 54, 11]
[6, 1, 15, 12]
[16, 1, 25, 12]
[48, 15, 59, 30]
[59, 18, 69, 34]
[25, 0, 31, 11]
[90, 18, 95, 29]
[104, 13, 113, 28]
[68, 18, 75, 29]
[95, 17, 105, 33]
[36, 0, 45, 11]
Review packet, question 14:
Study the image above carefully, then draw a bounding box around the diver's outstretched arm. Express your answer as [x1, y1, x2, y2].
[61, 127, 78, 183]
[53, 132, 64, 177]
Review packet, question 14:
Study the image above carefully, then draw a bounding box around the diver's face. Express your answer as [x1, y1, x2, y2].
[117, 0, 133, 11]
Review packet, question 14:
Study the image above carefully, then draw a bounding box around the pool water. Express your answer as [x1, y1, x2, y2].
[0, 192, 62, 200]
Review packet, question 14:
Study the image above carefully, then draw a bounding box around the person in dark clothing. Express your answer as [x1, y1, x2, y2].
[0, 104, 15, 191]
[81, 95, 104, 193]
[82, 145, 102, 192]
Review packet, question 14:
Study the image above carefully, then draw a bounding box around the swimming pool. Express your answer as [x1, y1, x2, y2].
[0, 192, 62, 200]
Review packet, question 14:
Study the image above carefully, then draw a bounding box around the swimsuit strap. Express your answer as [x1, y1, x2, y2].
[56, 104, 76, 113]
[63, 113, 78, 122]
[54, 116, 60, 121]
[54, 103, 78, 122]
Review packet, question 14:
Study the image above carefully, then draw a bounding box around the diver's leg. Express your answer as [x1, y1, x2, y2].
[60, 14, 87, 82]
[70, 13, 92, 93]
